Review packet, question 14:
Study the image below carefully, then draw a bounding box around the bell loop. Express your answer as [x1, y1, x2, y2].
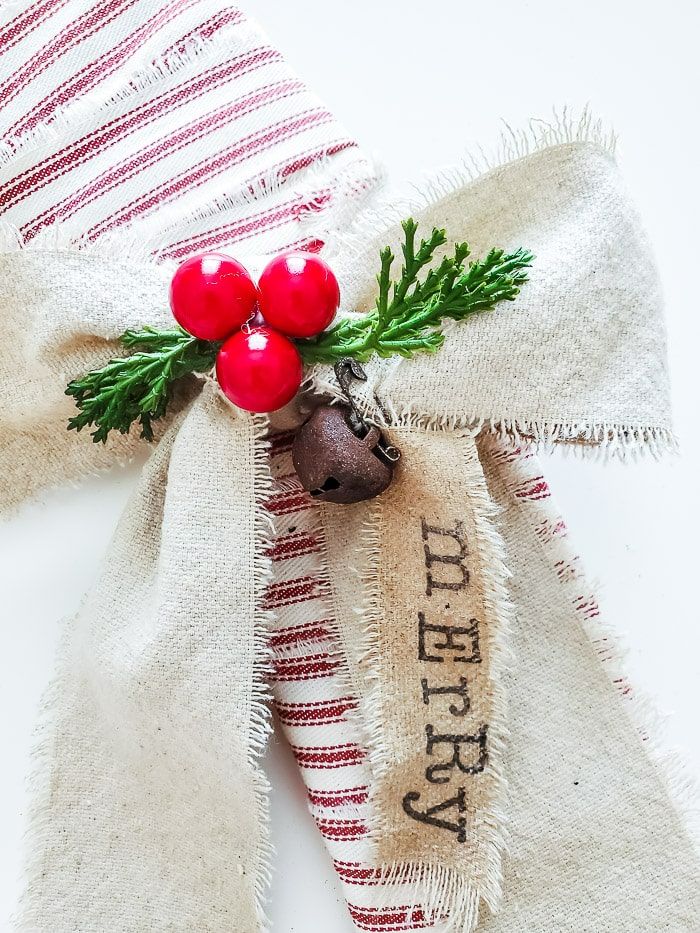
[290, 358, 402, 505]
[333, 358, 372, 438]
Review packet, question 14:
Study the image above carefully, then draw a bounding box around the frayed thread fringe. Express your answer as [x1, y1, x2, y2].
[369, 863, 481, 933]
[304, 106, 675, 464]
[134, 151, 379, 267]
[351, 431, 514, 928]
[11, 405, 279, 930]
[306, 378, 679, 464]
[248, 411, 278, 931]
[311, 105, 615, 259]
[0, 18, 253, 171]
[0, 147, 379, 267]
[0, 218, 176, 267]
[11, 417, 184, 929]
[494, 434, 699, 855]
[573, 567, 700, 854]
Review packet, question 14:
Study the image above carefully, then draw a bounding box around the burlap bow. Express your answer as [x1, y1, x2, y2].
[3, 138, 699, 933]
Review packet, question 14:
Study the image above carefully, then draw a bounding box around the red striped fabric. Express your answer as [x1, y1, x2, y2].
[265, 432, 628, 931]
[0, 11, 377, 925]
[0, 0, 375, 259]
[0, 0, 71, 59]
[2, 5, 625, 930]
[266, 438, 446, 931]
[7, 1, 236, 137]
[1, 0, 143, 105]
[275, 697, 358, 726]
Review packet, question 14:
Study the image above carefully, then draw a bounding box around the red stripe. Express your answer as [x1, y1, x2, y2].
[85, 104, 326, 240]
[263, 574, 328, 609]
[158, 144, 354, 257]
[266, 530, 323, 561]
[0, 0, 141, 104]
[162, 199, 302, 260]
[269, 619, 334, 648]
[272, 653, 341, 682]
[265, 488, 313, 516]
[512, 476, 550, 500]
[334, 862, 383, 884]
[27, 84, 311, 239]
[85, 88, 314, 235]
[168, 201, 308, 260]
[291, 743, 365, 769]
[315, 817, 368, 842]
[7, 0, 206, 137]
[0, 45, 282, 212]
[348, 904, 429, 932]
[275, 695, 357, 725]
[268, 432, 295, 456]
[334, 862, 409, 886]
[18, 69, 301, 240]
[155, 155, 335, 254]
[309, 786, 368, 807]
[0, 0, 69, 58]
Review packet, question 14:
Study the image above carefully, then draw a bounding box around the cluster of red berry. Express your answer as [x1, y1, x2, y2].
[169, 251, 340, 413]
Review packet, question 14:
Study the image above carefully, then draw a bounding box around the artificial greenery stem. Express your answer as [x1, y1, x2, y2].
[66, 219, 532, 442]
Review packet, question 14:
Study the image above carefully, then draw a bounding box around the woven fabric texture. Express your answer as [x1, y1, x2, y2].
[1, 3, 698, 932]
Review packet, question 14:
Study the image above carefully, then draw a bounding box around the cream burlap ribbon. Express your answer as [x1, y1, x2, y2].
[3, 140, 699, 932]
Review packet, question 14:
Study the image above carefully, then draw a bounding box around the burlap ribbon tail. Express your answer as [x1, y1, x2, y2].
[2, 139, 699, 932]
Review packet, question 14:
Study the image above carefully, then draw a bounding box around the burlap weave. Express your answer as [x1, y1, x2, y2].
[2, 121, 698, 933]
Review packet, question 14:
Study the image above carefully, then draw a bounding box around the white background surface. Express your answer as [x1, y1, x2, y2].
[1, 2, 699, 930]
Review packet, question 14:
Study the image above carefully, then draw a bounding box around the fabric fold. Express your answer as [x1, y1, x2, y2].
[314, 142, 674, 456]
[319, 426, 511, 927]
[17, 388, 275, 932]
[2, 2, 698, 930]
[0, 248, 174, 512]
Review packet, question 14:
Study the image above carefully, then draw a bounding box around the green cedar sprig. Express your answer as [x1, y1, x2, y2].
[66, 327, 218, 443]
[296, 219, 532, 364]
[66, 219, 533, 443]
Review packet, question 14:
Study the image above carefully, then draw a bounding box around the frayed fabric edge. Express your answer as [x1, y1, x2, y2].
[364, 863, 482, 933]
[0, 147, 379, 266]
[10, 419, 186, 930]
[486, 416, 678, 462]
[493, 434, 700, 857]
[566, 561, 700, 856]
[10, 405, 279, 931]
[0, 19, 252, 171]
[307, 105, 616, 270]
[304, 378, 679, 464]
[248, 413, 278, 931]
[349, 431, 514, 930]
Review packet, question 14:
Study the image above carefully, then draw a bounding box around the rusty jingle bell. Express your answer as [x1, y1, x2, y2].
[292, 404, 400, 504]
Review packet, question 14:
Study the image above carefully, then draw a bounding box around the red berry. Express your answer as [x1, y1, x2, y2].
[170, 253, 258, 341]
[216, 326, 303, 413]
[257, 252, 340, 338]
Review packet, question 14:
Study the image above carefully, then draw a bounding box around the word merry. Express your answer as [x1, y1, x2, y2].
[402, 519, 489, 842]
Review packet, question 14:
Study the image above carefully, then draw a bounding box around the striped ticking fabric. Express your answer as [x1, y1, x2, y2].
[265, 435, 612, 932]
[0, 0, 373, 257]
[0, 4, 622, 931]
[266, 435, 441, 933]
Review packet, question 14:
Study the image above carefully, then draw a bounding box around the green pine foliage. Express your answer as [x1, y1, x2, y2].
[66, 327, 218, 443]
[297, 219, 532, 364]
[66, 219, 532, 443]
